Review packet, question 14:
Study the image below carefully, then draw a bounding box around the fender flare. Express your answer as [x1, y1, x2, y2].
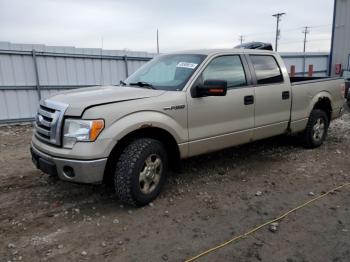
[99, 110, 187, 153]
[306, 91, 333, 117]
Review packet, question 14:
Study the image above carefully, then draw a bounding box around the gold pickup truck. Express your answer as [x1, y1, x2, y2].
[31, 49, 345, 205]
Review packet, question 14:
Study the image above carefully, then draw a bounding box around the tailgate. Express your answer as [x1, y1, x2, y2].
[345, 81, 350, 98]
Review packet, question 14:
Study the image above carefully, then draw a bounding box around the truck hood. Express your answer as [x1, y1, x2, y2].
[48, 85, 166, 116]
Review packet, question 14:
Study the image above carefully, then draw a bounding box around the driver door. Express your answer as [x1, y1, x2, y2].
[186, 54, 255, 157]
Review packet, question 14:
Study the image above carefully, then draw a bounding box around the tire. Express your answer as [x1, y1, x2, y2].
[301, 109, 329, 148]
[114, 138, 168, 206]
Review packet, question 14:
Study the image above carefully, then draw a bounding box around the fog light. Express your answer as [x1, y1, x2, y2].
[63, 166, 75, 178]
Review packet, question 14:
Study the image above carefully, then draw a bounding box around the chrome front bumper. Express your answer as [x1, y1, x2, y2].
[30, 145, 107, 184]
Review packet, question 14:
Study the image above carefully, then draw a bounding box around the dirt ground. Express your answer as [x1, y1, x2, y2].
[0, 110, 349, 262]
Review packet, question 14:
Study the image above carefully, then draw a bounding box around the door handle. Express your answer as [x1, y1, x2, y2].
[244, 95, 254, 105]
[282, 91, 290, 100]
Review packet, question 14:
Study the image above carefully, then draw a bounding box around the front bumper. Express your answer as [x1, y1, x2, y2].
[30, 145, 107, 184]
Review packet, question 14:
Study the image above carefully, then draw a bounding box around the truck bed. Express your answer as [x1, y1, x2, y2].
[290, 76, 344, 130]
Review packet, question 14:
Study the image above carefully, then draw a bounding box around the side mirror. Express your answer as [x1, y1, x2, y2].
[194, 80, 228, 97]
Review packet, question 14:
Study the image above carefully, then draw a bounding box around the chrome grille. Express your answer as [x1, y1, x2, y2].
[35, 100, 68, 146]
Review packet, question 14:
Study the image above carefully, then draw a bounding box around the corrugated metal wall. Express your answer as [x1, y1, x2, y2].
[281, 52, 329, 76]
[0, 42, 155, 123]
[331, 0, 350, 75]
[0, 42, 330, 124]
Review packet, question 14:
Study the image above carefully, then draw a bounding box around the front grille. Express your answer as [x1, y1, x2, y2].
[35, 100, 68, 146]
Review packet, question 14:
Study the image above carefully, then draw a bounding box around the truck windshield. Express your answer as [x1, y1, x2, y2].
[124, 54, 206, 91]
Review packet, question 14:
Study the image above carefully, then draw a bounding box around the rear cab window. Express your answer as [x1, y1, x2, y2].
[250, 55, 284, 85]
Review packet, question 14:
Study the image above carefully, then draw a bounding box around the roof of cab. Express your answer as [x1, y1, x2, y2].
[169, 48, 275, 56]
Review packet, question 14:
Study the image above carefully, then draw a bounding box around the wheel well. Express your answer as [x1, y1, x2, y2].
[103, 127, 181, 184]
[313, 97, 332, 121]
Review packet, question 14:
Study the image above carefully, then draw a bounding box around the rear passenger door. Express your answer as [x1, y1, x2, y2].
[248, 54, 292, 140]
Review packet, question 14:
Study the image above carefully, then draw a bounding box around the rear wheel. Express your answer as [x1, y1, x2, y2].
[302, 109, 329, 148]
[114, 138, 168, 206]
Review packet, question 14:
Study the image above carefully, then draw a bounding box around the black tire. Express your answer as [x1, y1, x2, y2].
[114, 138, 168, 206]
[302, 109, 329, 148]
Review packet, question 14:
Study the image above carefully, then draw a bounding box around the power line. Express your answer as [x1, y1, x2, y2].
[309, 24, 332, 28]
[307, 38, 331, 42]
[243, 24, 331, 38]
[278, 39, 331, 46]
[232, 22, 331, 51]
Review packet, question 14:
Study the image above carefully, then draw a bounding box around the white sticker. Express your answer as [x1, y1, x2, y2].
[176, 62, 198, 69]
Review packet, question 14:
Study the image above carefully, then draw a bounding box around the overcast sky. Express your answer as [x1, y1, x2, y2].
[0, 0, 334, 53]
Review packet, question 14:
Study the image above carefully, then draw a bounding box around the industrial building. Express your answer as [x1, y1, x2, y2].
[330, 0, 350, 75]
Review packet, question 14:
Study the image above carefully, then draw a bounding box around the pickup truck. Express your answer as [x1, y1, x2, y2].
[31, 49, 345, 206]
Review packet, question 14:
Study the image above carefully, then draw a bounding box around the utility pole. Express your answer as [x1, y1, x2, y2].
[272, 12, 286, 52]
[302, 26, 310, 53]
[239, 35, 245, 45]
[302, 26, 310, 76]
[156, 29, 160, 54]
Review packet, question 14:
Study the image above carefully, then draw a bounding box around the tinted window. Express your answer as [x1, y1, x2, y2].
[202, 56, 247, 88]
[250, 55, 284, 84]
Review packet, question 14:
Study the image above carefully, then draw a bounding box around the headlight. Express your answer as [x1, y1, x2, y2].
[63, 119, 104, 149]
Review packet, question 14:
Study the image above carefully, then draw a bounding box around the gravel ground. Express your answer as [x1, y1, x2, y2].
[0, 110, 349, 262]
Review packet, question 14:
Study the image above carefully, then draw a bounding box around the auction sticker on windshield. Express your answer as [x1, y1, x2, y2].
[176, 62, 198, 69]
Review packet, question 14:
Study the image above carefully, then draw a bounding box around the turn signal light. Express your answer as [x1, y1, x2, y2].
[209, 88, 225, 93]
[90, 120, 105, 141]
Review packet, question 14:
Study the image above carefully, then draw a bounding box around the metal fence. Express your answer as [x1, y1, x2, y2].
[0, 42, 155, 124]
[0, 42, 330, 124]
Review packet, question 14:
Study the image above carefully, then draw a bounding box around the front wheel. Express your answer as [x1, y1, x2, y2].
[301, 109, 329, 148]
[114, 138, 168, 206]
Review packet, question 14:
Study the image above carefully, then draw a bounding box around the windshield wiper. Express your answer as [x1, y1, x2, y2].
[119, 80, 127, 86]
[129, 81, 156, 89]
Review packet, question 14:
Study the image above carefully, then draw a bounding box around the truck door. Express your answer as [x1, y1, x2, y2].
[186, 54, 255, 157]
[247, 54, 292, 140]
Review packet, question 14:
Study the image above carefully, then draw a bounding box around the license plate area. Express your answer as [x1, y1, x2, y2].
[30, 148, 58, 176]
